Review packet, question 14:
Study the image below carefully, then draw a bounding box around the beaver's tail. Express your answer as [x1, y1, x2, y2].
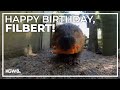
[58, 35, 75, 51]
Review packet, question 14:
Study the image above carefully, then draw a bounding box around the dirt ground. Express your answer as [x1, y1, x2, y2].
[0, 49, 120, 79]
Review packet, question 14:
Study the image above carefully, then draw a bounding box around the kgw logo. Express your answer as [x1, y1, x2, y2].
[5, 69, 21, 74]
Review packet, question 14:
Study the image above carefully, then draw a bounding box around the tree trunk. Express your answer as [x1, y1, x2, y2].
[118, 12, 120, 49]
[87, 11, 99, 53]
[100, 11, 117, 56]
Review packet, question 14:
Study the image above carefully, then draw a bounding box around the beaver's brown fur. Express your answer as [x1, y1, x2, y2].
[51, 23, 85, 55]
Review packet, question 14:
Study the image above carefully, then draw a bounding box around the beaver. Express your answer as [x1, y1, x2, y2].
[51, 23, 85, 55]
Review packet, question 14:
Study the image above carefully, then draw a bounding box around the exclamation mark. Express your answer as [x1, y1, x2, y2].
[52, 24, 55, 32]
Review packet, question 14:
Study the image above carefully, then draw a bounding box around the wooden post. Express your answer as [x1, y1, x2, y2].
[41, 11, 53, 49]
[118, 12, 120, 49]
[100, 12, 117, 56]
